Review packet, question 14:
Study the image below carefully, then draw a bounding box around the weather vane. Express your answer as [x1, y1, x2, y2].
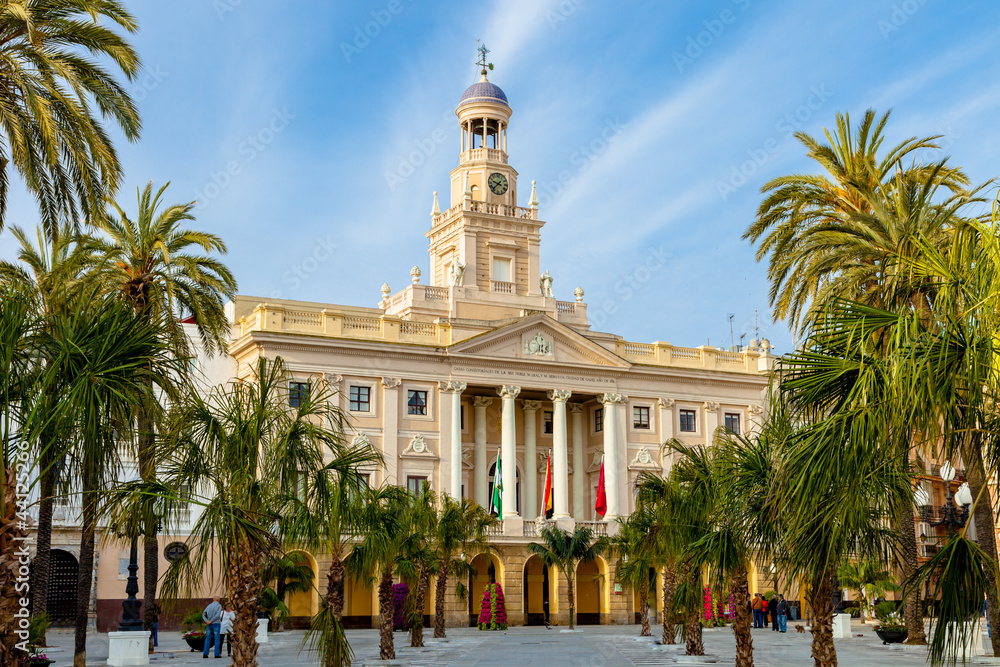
[476, 39, 493, 75]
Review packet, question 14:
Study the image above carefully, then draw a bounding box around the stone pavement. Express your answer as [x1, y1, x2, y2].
[39, 623, 998, 666]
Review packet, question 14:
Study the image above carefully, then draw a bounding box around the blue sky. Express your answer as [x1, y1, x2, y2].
[2, 0, 999, 353]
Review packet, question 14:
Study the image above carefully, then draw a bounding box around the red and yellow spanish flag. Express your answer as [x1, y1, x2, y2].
[542, 452, 554, 519]
[595, 460, 607, 518]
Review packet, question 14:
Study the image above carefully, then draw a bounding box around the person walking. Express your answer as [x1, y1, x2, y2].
[149, 601, 160, 648]
[202, 595, 223, 659]
[752, 593, 764, 628]
[220, 600, 235, 657]
[771, 593, 780, 631]
[777, 595, 789, 633]
[761, 595, 769, 628]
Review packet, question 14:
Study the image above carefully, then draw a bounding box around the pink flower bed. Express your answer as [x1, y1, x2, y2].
[477, 582, 508, 630]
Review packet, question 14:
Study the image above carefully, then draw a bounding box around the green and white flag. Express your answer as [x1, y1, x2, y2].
[490, 451, 502, 516]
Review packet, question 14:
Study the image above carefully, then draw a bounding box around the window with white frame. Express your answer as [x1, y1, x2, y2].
[724, 413, 741, 435]
[492, 257, 511, 282]
[407, 390, 428, 416]
[633, 406, 650, 429]
[349, 385, 370, 412]
[679, 409, 696, 432]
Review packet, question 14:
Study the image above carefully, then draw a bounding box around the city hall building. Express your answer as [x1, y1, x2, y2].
[59, 68, 774, 631]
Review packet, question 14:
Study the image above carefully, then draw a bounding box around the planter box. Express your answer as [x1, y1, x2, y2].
[875, 629, 908, 645]
[183, 635, 205, 652]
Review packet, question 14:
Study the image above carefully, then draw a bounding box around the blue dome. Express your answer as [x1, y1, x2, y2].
[459, 79, 509, 107]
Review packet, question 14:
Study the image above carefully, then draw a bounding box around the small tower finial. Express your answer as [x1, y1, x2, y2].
[476, 40, 493, 77]
[431, 191, 440, 217]
[463, 171, 472, 199]
[528, 180, 539, 208]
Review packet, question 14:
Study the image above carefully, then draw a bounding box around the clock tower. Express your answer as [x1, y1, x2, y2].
[425, 61, 545, 300]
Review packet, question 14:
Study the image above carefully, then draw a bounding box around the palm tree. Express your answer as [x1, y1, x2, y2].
[744, 110, 990, 646]
[526, 526, 602, 631]
[283, 438, 381, 667]
[91, 181, 236, 643]
[0, 225, 95, 640]
[837, 559, 900, 624]
[636, 473, 689, 646]
[608, 509, 658, 637]
[431, 495, 496, 638]
[39, 295, 177, 667]
[348, 484, 414, 660]
[399, 482, 436, 648]
[259, 551, 315, 631]
[0, 0, 142, 236]
[0, 284, 42, 667]
[157, 357, 339, 667]
[744, 108, 968, 330]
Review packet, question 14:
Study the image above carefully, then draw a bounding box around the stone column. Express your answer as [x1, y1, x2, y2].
[497, 385, 521, 518]
[473, 396, 492, 507]
[569, 403, 585, 519]
[548, 390, 572, 519]
[446, 382, 466, 499]
[381, 378, 401, 485]
[482, 117, 487, 150]
[704, 401, 720, 447]
[521, 400, 541, 518]
[600, 393, 626, 520]
[658, 398, 675, 478]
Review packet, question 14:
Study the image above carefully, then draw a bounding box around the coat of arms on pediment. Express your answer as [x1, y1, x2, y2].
[524, 332, 552, 356]
[402, 434, 437, 458]
[628, 446, 661, 470]
[352, 433, 372, 448]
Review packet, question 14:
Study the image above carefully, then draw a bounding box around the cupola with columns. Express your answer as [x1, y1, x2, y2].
[381, 47, 587, 329]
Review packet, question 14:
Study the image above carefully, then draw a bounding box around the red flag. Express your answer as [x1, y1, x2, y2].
[595, 461, 607, 518]
[543, 453, 554, 519]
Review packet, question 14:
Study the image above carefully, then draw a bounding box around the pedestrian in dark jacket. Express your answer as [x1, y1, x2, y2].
[770, 594, 780, 631]
[776, 595, 789, 633]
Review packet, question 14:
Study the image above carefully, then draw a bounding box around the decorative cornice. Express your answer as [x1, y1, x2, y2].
[628, 446, 660, 470]
[324, 373, 343, 385]
[658, 397, 675, 408]
[548, 389, 572, 402]
[401, 434, 436, 458]
[473, 396, 494, 408]
[748, 404, 764, 415]
[352, 433, 372, 448]
[568, 403, 585, 414]
[444, 380, 467, 393]
[381, 377, 401, 388]
[704, 401, 720, 411]
[521, 399, 542, 411]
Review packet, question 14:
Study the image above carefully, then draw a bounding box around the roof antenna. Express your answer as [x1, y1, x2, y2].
[476, 40, 494, 76]
[728, 313, 735, 349]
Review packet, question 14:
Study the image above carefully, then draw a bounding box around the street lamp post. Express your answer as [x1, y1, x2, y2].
[118, 533, 144, 631]
[920, 461, 972, 532]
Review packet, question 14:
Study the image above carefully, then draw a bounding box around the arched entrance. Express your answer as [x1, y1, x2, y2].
[284, 550, 319, 628]
[523, 555, 553, 626]
[343, 574, 375, 629]
[39, 549, 78, 625]
[468, 553, 503, 626]
[576, 558, 607, 625]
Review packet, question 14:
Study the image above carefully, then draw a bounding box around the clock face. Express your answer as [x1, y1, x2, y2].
[488, 172, 508, 195]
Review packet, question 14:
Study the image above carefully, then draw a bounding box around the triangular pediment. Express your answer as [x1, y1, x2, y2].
[448, 314, 630, 368]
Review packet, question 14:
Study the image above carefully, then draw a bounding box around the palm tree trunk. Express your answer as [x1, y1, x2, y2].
[567, 570, 576, 630]
[30, 452, 56, 645]
[639, 584, 650, 636]
[662, 566, 676, 645]
[138, 400, 158, 652]
[433, 559, 448, 638]
[895, 485, 925, 643]
[0, 469, 29, 667]
[967, 458, 1000, 656]
[410, 566, 429, 647]
[731, 569, 754, 667]
[808, 571, 837, 667]
[229, 543, 265, 667]
[684, 566, 704, 656]
[73, 482, 97, 667]
[325, 554, 345, 621]
[377, 569, 394, 660]
[275, 576, 287, 631]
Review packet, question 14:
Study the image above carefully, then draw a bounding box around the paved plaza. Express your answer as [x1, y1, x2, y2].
[39, 623, 1000, 666]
